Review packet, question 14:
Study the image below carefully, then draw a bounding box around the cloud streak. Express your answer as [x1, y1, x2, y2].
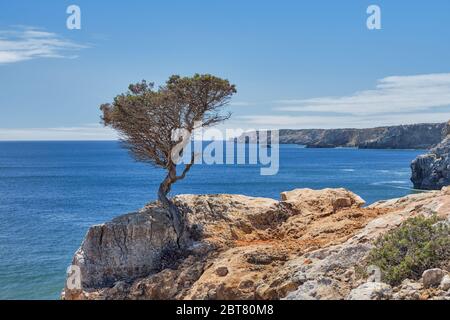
[0, 26, 86, 64]
[229, 101, 253, 107]
[0, 125, 117, 141]
[276, 73, 450, 115]
[238, 111, 450, 129]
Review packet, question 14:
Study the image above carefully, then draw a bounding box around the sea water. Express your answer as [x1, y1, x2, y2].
[0, 141, 424, 299]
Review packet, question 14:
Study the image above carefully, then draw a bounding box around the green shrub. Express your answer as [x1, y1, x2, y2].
[366, 215, 450, 286]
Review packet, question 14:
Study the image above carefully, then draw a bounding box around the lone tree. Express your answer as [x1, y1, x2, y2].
[100, 74, 236, 241]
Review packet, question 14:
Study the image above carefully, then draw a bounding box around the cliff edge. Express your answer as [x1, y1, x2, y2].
[411, 121, 450, 190]
[63, 187, 450, 300]
[238, 123, 447, 149]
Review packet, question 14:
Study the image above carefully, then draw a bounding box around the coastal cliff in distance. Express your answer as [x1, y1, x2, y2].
[411, 121, 450, 190]
[64, 187, 450, 300]
[237, 123, 447, 149]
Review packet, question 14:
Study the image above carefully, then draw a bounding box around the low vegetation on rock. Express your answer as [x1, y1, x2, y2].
[367, 215, 450, 286]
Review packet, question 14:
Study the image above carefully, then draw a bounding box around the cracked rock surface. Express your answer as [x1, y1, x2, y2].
[63, 187, 450, 300]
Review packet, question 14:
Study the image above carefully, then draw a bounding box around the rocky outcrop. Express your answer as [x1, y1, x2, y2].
[68, 205, 179, 290]
[411, 122, 450, 190]
[388, 269, 450, 300]
[347, 282, 393, 300]
[63, 187, 450, 300]
[237, 123, 447, 149]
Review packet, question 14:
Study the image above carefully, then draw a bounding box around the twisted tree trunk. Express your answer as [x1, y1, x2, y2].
[157, 158, 194, 246]
[158, 174, 184, 244]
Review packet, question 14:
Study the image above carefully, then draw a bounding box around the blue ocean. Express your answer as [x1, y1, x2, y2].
[0, 141, 424, 299]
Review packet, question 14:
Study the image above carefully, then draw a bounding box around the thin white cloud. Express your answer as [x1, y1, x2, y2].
[238, 111, 450, 129]
[0, 125, 117, 141]
[0, 26, 86, 64]
[229, 101, 253, 107]
[276, 73, 450, 115]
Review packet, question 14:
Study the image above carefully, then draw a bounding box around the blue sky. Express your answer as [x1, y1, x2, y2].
[1, 0, 450, 140]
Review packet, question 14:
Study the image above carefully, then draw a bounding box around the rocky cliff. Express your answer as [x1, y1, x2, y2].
[237, 123, 447, 149]
[63, 187, 450, 300]
[411, 121, 450, 190]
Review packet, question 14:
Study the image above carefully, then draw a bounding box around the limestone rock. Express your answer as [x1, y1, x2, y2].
[347, 282, 393, 300]
[63, 187, 450, 300]
[215, 266, 229, 277]
[411, 121, 450, 190]
[66, 204, 178, 295]
[422, 269, 446, 288]
[280, 188, 365, 214]
[439, 275, 450, 291]
[392, 279, 423, 300]
[283, 278, 343, 300]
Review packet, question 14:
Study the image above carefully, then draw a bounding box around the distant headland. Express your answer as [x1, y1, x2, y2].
[237, 122, 447, 149]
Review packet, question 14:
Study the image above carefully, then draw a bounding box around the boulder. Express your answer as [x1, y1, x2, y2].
[67, 205, 178, 291]
[280, 188, 365, 215]
[439, 275, 450, 291]
[422, 269, 446, 288]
